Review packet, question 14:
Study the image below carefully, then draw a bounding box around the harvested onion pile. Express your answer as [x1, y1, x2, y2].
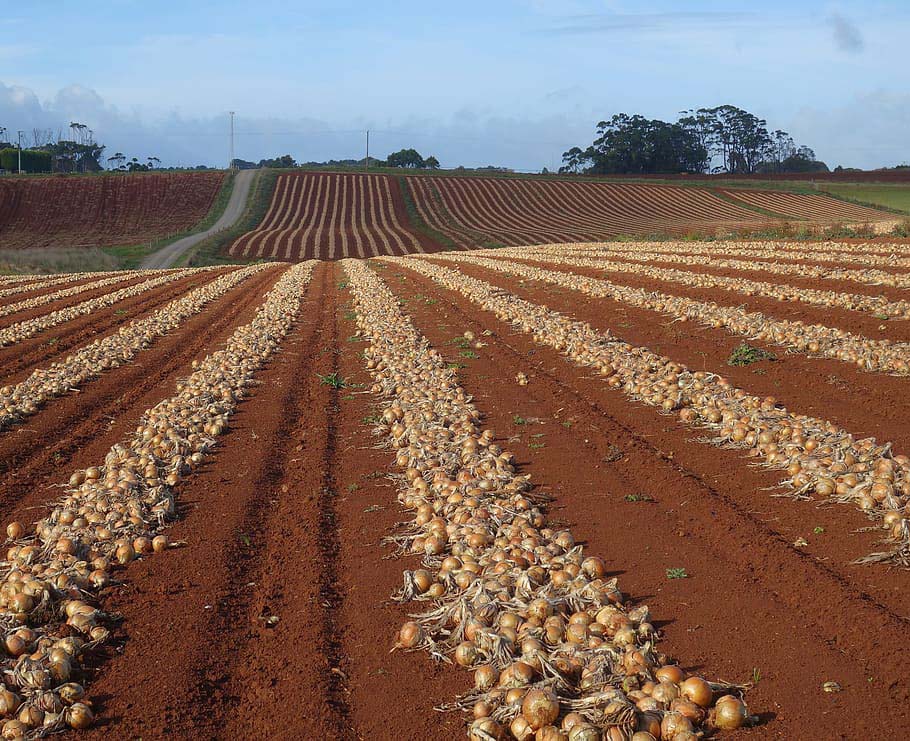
[431, 253, 910, 376]
[0, 264, 267, 433]
[0, 271, 154, 320]
[535, 242, 910, 292]
[518, 249, 910, 320]
[344, 258, 751, 740]
[0, 262, 312, 738]
[0, 270, 131, 301]
[397, 257, 910, 565]
[0, 267, 214, 348]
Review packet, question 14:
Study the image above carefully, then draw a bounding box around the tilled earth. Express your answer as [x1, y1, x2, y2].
[1, 257, 907, 739]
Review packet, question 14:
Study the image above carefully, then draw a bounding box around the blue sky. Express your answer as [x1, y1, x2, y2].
[1, 1, 907, 169]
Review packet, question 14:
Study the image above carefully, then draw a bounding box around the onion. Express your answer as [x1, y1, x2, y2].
[396, 621, 423, 649]
[521, 688, 559, 730]
[65, 703, 94, 730]
[711, 694, 750, 730]
[679, 676, 712, 708]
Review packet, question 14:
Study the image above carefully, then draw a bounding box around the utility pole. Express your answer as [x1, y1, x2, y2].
[17, 131, 23, 174]
[229, 111, 235, 170]
[365, 129, 370, 170]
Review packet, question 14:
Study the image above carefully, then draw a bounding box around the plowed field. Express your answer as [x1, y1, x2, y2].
[227, 171, 441, 259]
[1, 240, 908, 739]
[0, 172, 225, 249]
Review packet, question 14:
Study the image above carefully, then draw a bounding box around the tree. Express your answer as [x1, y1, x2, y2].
[559, 146, 590, 174]
[386, 148, 426, 168]
[107, 152, 126, 170]
[425, 155, 440, 169]
[584, 114, 708, 175]
[147, 156, 161, 170]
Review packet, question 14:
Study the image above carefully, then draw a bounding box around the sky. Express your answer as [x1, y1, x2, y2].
[0, 0, 907, 170]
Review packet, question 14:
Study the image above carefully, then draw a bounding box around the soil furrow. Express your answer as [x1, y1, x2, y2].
[0, 266, 284, 523]
[385, 260, 910, 739]
[0, 269, 228, 383]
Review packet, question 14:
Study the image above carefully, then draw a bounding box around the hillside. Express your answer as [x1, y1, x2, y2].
[0, 171, 226, 250]
[226, 171, 440, 259]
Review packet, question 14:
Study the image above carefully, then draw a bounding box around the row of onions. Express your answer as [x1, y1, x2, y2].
[557, 240, 910, 270]
[529, 243, 910, 292]
[0, 267, 216, 349]
[0, 263, 268, 434]
[426, 253, 910, 377]
[0, 270, 138, 302]
[344, 257, 752, 741]
[515, 248, 910, 321]
[393, 257, 910, 565]
[0, 271, 159, 320]
[0, 262, 312, 738]
[677, 239, 910, 258]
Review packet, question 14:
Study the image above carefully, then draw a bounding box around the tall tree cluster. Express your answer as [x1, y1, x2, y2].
[561, 105, 826, 176]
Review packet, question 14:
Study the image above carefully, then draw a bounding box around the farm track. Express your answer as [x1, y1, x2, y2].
[385, 259, 910, 739]
[0, 270, 228, 384]
[0, 266, 285, 523]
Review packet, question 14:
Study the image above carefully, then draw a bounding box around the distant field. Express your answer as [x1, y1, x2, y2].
[0, 171, 226, 250]
[819, 183, 910, 214]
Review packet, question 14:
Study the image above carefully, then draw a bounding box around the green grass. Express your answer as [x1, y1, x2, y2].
[819, 184, 910, 215]
[0, 247, 120, 274]
[186, 170, 279, 266]
[318, 372, 349, 389]
[666, 567, 688, 580]
[728, 343, 776, 367]
[396, 175, 459, 250]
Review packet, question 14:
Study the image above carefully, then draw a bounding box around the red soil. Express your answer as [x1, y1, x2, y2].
[0, 172, 225, 249]
[720, 189, 890, 222]
[227, 171, 442, 260]
[2, 255, 908, 738]
[406, 176, 777, 248]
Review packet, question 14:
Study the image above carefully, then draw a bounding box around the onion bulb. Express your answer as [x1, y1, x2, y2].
[711, 695, 749, 730]
[521, 688, 559, 730]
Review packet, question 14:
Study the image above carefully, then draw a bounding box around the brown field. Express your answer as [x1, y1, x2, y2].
[227, 171, 441, 259]
[0, 238, 909, 739]
[0, 172, 225, 250]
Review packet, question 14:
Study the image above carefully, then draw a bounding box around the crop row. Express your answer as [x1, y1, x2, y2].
[0, 264, 267, 434]
[229, 173, 428, 259]
[538, 243, 910, 292]
[395, 257, 910, 565]
[560, 240, 910, 271]
[344, 258, 751, 740]
[0, 272, 156, 320]
[0, 261, 312, 737]
[0, 267, 213, 348]
[720, 190, 890, 222]
[406, 177, 769, 249]
[430, 252, 910, 376]
[0, 272, 132, 302]
[516, 248, 910, 319]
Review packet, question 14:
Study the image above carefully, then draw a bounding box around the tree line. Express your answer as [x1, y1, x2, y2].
[0, 122, 169, 174]
[232, 148, 442, 171]
[560, 105, 828, 176]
